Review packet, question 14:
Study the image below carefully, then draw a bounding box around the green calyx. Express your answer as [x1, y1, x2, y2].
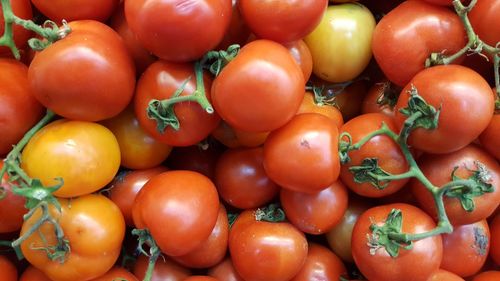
[201, 44, 240, 76]
[349, 158, 392, 190]
[367, 209, 413, 258]
[399, 86, 440, 133]
[132, 228, 161, 281]
[255, 203, 286, 223]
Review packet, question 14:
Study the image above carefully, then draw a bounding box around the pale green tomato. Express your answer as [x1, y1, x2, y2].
[305, 3, 375, 83]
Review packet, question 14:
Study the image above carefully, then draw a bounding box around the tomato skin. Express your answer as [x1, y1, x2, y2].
[19, 266, 52, 281]
[165, 145, 222, 181]
[297, 92, 344, 129]
[479, 114, 500, 161]
[211, 121, 269, 148]
[440, 220, 490, 277]
[351, 203, 443, 281]
[134, 60, 220, 147]
[21, 119, 121, 198]
[184, 276, 219, 281]
[217, 0, 251, 50]
[0, 59, 44, 156]
[215, 147, 279, 209]
[0, 255, 17, 281]
[263, 113, 340, 193]
[372, 0, 466, 86]
[212, 39, 305, 132]
[290, 243, 347, 281]
[426, 269, 465, 281]
[284, 40, 313, 81]
[31, 0, 119, 22]
[29, 20, 136, 122]
[208, 257, 245, 281]
[89, 267, 138, 281]
[280, 180, 348, 235]
[0, 0, 32, 56]
[395, 65, 494, 154]
[133, 171, 220, 256]
[490, 213, 500, 266]
[0, 162, 27, 233]
[125, 0, 232, 62]
[20, 194, 126, 281]
[229, 209, 308, 281]
[469, 0, 500, 48]
[108, 166, 168, 226]
[133, 255, 191, 281]
[361, 80, 397, 117]
[472, 271, 500, 281]
[411, 144, 500, 226]
[340, 113, 409, 197]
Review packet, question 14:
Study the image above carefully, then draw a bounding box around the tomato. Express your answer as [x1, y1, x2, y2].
[411, 144, 500, 226]
[31, 0, 119, 22]
[0, 162, 27, 233]
[21, 119, 121, 198]
[229, 209, 308, 281]
[263, 113, 340, 193]
[469, 0, 500, 48]
[340, 113, 410, 197]
[215, 147, 279, 209]
[29, 20, 136, 122]
[172, 205, 229, 268]
[304, 4, 375, 83]
[211, 121, 269, 148]
[440, 220, 490, 277]
[0, 59, 44, 156]
[108, 166, 168, 226]
[352, 203, 443, 281]
[290, 243, 347, 281]
[134, 60, 220, 147]
[20, 194, 125, 281]
[19, 266, 52, 281]
[297, 92, 344, 129]
[372, 0, 466, 86]
[472, 271, 500, 281]
[133, 255, 191, 281]
[0, 0, 32, 57]
[132, 171, 220, 256]
[394, 65, 494, 154]
[211, 39, 305, 132]
[208, 257, 245, 281]
[284, 40, 313, 81]
[361, 80, 398, 117]
[217, 0, 251, 50]
[479, 114, 500, 161]
[491, 213, 500, 266]
[0, 255, 17, 281]
[280, 180, 348, 234]
[165, 145, 222, 181]
[101, 106, 172, 169]
[89, 267, 138, 281]
[125, 0, 232, 62]
[184, 277, 219, 281]
[426, 269, 465, 281]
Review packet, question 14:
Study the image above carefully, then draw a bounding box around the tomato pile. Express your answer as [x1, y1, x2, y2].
[0, 0, 499, 281]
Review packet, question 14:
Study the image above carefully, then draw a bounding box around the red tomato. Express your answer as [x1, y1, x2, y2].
[290, 243, 347, 281]
[420, 0, 453, 5]
[0, 162, 27, 233]
[411, 144, 500, 226]
[280, 180, 348, 234]
[472, 271, 500, 281]
[238, 0, 327, 43]
[211, 121, 269, 148]
[488, 213, 500, 265]
[284, 40, 313, 81]
[479, 114, 500, 161]
[361, 80, 398, 117]
[0, 59, 44, 156]
[426, 269, 465, 281]
[0, 0, 32, 57]
[208, 257, 245, 281]
[125, 0, 232, 62]
[28, 20, 136, 121]
[165, 145, 222, 181]
[184, 276, 219, 281]
[469, 0, 500, 48]
[215, 147, 279, 209]
[297, 92, 344, 129]
[19, 266, 52, 281]
[263, 113, 340, 193]
[31, 0, 119, 22]
[372, 0, 466, 86]
[134, 61, 220, 147]
[394, 65, 494, 154]
[0, 255, 17, 281]
[351, 203, 443, 281]
[133, 255, 191, 281]
[211, 39, 305, 132]
[217, 0, 251, 50]
[132, 171, 220, 256]
[89, 267, 138, 281]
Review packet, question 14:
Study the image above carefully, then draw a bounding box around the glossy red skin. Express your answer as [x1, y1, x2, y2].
[284, 40, 313, 81]
[280, 180, 348, 234]
[0, 162, 27, 233]
[229, 209, 308, 281]
[125, 0, 232, 62]
[212, 39, 305, 132]
[165, 145, 222, 181]
[479, 114, 500, 161]
[361, 80, 397, 117]
[0, 0, 32, 56]
[411, 144, 500, 226]
[426, 269, 465, 281]
[290, 243, 347, 281]
[19, 266, 52, 281]
[372, 0, 466, 86]
[340, 113, 409, 197]
[29, 20, 136, 121]
[89, 267, 139, 281]
[31, 0, 119, 22]
[172, 205, 229, 268]
[215, 147, 279, 209]
[488, 213, 500, 266]
[238, 0, 327, 43]
[263, 113, 340, 193]
[133, 171, 220, 256]
[472, 271, 500, 281]
[108, 166, 168, 226]
[184, 277, 219, 281]
[440, 220, 490, 277]
[394, 65, 494, 154]
[352, 203, 443, 281]
[134, 60, 220, 146]
[217, 0, 251, 50]
[208, 258, 245, 281]
[0, 255, 17, 281]
[420, 0, 453, 5]
[0, 59, 44, 157]
[469, 0, 500, 47]
[133, 255, 191, 281]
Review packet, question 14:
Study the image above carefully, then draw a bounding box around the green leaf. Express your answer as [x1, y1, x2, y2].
[349, 158, 392, 189]
[367, 209, 413, 258]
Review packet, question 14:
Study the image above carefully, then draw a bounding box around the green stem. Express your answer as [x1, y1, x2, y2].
[372, 170, 416, 182]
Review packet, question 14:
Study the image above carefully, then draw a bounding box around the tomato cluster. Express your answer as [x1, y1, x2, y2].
[0, 0, 499, 281]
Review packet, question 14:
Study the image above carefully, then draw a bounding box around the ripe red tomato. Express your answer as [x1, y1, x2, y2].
[28, 20, 136, 121]
[125, 0, 232, 62]
[0, 0, 32, 57]
[469, 0, 500, 48]
[0, 162, 27, 233]
[351, 203, 443, 281]
[208, 257, 245, 281]
[133, 255, 191, 281]
[490, 213, 500, 266]
[372, 0, 466, 86]
[211, 39, 305, 132]
[19, 266, 52, 281]
[479, 114, 500, 161]
[290, 243, 347, 281]
[263, 113, 340, 193]
[31, 0, 119, 22]
[0, 255, 17, 281]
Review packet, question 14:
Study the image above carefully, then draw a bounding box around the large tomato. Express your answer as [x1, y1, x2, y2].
[21, 119, 121, 198]
[31, 0, 119, 22]
[125, 0, 232, 62]
[20, 194, 125, 281]
[211, 39, 305, 132]
[469, 0, 500, 48]
[372, 0, 466, 86]
[0, 0, 32, 57]
[290, 243, 347, 281]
